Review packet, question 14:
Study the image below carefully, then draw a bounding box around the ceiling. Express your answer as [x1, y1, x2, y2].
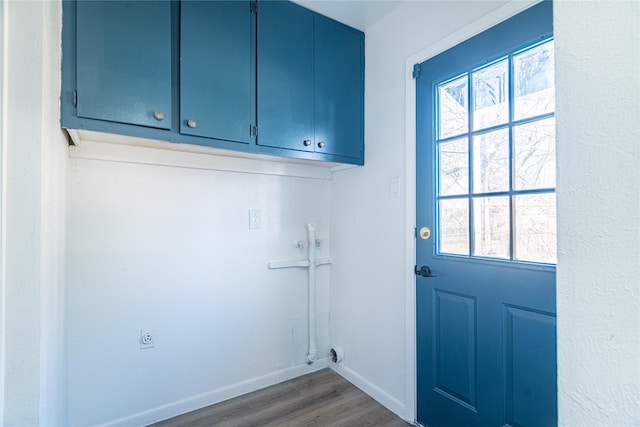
[291, 0, 405, 31]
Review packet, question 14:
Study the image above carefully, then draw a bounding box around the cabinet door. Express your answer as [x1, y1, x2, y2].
[76, 1, 172, 129]
[257, 1, 314, 152]
[180, 1, 253, 144]
[314, 18, 364, 159]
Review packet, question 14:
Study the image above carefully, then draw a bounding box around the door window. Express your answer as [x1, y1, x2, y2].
[435, 39, 556, 264]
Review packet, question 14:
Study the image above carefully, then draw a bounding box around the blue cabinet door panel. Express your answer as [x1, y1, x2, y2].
[180, 1, 252, 144]
[257, 1, 314, 152]
[314, 19, 363, 159]
[76, 1, 172, 129]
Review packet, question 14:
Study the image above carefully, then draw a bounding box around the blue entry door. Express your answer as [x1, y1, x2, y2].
[415, 3, 557, 426]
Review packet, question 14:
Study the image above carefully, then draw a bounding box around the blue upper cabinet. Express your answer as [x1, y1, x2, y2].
[75, 1, 172, 129]
[257, 1, 314, 152]
[61, 0, 364, 165]
[180, 1, 253, 144]
[314, 18, 364, 159]
[257, 1, 364, 163]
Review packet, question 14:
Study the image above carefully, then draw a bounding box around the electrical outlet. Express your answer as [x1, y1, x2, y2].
[140, 330, 155, 350]
[249, 209, 262, 229]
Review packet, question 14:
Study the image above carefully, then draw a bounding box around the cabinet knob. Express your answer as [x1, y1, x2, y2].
[317, 141, 326, 148]
[153, 111, 165, 121]
[303, 139, 312, 147]
[186, 119, 197, 128]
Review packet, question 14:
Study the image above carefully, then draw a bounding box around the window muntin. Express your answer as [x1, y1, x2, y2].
[435, 39, 556, 265]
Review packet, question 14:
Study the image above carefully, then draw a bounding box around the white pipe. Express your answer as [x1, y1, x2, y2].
[306, 223, 317, 364]
[265, 224, 332, 364]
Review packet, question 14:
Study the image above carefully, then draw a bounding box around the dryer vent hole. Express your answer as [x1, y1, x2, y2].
[329, 347, 343, 363]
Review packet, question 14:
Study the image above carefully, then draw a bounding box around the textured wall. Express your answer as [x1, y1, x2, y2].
[1, 1, 67, 425]
[555, 1, 640, 425]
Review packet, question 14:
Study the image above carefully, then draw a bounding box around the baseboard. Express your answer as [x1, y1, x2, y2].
[99, 358, 329, 427]
[330, 364, 410, 423]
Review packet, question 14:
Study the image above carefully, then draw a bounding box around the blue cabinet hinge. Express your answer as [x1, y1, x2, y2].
[73, 90, 78, 107]
[250, 1, 257, 14]
[412, 63, 421, 79]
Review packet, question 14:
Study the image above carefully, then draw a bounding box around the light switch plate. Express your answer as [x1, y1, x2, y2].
[389, 177, 399, 198]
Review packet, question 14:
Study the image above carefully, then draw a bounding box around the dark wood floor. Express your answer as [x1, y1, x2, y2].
[150, 369, 412, 427]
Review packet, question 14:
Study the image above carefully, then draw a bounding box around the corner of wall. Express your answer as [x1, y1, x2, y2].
[38, 0, 67, 424]
[0, 0, 7, 422]
[1, 0, 68, 425]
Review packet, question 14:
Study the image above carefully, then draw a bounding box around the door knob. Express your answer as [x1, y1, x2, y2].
[415, 265, 437, 278]
[419, 226, 431, 240]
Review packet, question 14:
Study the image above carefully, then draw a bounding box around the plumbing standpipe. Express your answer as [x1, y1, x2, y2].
[266, 224, 331, 365]
[306, 223, 318, 364]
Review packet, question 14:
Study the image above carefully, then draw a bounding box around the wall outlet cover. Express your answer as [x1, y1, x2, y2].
[140, 330, 155, 349]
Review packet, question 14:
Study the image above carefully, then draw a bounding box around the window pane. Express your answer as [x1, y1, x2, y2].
[472, 129, 509, 193]
[514, 41, 555, 120]
[514, 118, 556, 190]
[473, 196, 510, 259]
[438, 76, 468, 139]
[439, 138, 468, 196]
[514, 193, 557, 264]
[439, 199, 469, 255]
[472, 59, 508, 130]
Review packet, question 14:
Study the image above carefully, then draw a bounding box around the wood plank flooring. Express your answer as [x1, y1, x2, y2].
[150, 369, 412, 427]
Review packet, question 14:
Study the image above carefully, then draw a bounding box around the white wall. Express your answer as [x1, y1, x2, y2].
[330, 1, 511, 421]
[66, 146, 333, 426]
[555, 1, 640, 426]
[1, 1, 67, 426]
[0, 1, 5, 422]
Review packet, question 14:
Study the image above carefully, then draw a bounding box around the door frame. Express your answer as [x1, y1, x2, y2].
[0, 0, 4, 421]
[402, 1, 541, 422]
